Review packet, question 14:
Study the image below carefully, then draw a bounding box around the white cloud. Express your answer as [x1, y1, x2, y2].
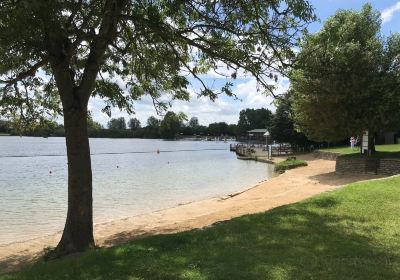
[381, 2, 400, 24]
[88, 75, 289, 127]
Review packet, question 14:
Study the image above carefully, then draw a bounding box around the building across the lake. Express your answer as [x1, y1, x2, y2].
[247, 129, 270, 144]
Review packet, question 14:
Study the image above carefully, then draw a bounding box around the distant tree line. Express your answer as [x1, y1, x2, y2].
[0, 119, 10, 134]
[0, 104, 317, 146]
[86, 111, 239, 139]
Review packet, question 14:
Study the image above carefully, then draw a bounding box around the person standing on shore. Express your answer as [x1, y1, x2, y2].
[350, 137, 356, 150]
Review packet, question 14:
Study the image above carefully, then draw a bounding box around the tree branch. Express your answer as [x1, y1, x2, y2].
[0, 60, 47, 87]
[78, 0, 127, 103]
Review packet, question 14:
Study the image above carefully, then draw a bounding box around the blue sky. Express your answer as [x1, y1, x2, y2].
[90, 1, 400, 127]
[309, 1, 400, 35]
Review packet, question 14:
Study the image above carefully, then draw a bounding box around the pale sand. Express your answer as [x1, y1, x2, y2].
[0, 154, 383, 272]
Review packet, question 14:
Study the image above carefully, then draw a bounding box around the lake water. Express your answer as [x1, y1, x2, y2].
[0, 137, 274, 245]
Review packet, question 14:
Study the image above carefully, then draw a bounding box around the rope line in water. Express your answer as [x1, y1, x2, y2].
[0, 148, 228, 158]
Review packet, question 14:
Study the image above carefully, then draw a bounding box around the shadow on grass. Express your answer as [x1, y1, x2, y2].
[309, 172, 383, 187]
[5, 193, 400, 280]
[0, 254, 41, 276]
[341, 151, 400, 159]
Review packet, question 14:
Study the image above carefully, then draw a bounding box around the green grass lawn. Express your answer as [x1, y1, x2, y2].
[320, 144, 400, 158]
[2, 176, 400, 280]
[274, 158, 308, 172]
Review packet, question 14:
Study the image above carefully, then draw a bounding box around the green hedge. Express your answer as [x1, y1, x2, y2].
[274, 158, 308, 172]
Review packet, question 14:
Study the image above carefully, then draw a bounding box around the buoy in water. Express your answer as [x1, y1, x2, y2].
[49, 171, 52, 174]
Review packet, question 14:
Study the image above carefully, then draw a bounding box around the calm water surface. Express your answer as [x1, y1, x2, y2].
[0, 137, 274, 245]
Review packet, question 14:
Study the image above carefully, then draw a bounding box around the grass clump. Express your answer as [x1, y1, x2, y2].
[2, 176, 400, 279]
[274, 157, 308, 172]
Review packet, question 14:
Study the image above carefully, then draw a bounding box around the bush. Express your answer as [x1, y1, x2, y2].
[274, 158, 308, 172]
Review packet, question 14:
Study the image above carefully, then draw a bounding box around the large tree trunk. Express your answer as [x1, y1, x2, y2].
[43, 0, 127, 259]
[368, 133, 376, 154]
[48, 105, 95, 258]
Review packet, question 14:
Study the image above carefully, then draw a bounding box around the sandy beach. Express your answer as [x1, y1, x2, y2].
[0, 154, 382, 273]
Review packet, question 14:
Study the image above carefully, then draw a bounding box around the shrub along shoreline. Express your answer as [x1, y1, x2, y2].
[274, 158, 308, 172]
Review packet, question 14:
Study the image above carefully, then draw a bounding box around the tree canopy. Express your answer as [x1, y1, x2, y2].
[236, 108, 274, 136]
[270, 91, 309, 146]
[188, 117, 199, 130]
[128, 117, 141, 130]
[159, 111, 187, 139]
[208, 122, 229, 136]
[0, 0, 315, 122]
[108, 117, 127, 129]
[290, 4, 400, 142]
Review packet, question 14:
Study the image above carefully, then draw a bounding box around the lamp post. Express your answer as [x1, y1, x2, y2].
[264, 131, 270, 159]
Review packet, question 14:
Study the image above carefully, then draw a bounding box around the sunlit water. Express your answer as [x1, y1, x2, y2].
[0, 137, 274, 245]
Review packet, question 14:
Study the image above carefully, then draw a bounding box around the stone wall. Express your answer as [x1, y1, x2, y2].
[314, 151, 339, 161]
[336, 156, 400, 175]
[379, 159, 400, 175]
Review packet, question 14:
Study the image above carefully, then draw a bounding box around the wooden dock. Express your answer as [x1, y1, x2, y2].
[231, 143, 294, 158]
